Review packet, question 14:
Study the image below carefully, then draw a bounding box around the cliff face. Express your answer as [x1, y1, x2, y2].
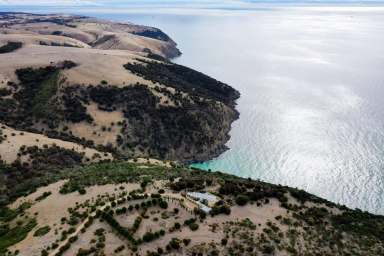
[0, 13, 239, 163]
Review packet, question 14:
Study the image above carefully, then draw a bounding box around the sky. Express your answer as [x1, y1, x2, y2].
[1, 0, 384, 6]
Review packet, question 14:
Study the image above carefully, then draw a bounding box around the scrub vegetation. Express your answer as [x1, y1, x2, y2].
[0, 42, 22, 54]
[1, 161, 383, 255]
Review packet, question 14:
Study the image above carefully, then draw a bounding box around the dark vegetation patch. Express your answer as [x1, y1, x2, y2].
[30, 70, 60, 119]
[34, 191, 52, 202]
[18, 145, 84, 170]
[0, 129, 4, 144]
[0, 218, 37, 253]
[33, 225, 51, 237]
[0, 145, 85, 206]
[0, 64, 90, 130]
[0, 203, 30, 223]
[0, 41, 22, 54]
[51, 30, 63, 36]
[84, 83, 236, 161]
[0, 88, 12, 97]
[0, 66, 61, 128]
[131, 29, 172, 42]
[61, 87, 93, 123]
[145, 51, 169, 62]
[331, 209, 384, 241]
[123, 60, 240, 105]
[58, 60, 78, 69]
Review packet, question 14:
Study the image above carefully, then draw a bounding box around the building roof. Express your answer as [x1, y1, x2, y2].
[187, 192, 218, 203]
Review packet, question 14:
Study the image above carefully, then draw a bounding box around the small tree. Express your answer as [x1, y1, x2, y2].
[78, 188, 86, 195]
[159, 200, 168, 209]
[235, 195, 249, 206]
[174, 222, 181, 230]
[189, 223, 199, 231]
[168, 238, 181, 250]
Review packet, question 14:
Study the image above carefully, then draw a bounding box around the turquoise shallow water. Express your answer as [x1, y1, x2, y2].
[3, 4, 384, 214]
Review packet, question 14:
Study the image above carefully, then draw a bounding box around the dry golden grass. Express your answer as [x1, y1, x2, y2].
[0, 124, 113, 163]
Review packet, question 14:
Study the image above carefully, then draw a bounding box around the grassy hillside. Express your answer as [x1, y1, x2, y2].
[1, 161, 383, 255]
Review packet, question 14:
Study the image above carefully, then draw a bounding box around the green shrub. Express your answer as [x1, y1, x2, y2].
[69, 235, 78, 243]
[189, 223, 199, 231]
[235, 195, 249, 206]
[143, 232, 156, 242]
[35, 191, 52, 202]
[114, 245, 125, 253]
[182, 238, 191, 246]
[159, 200, 168, 209]
[168, 238, 181, 250]
[173, 222, 181, 229]
[33, 226, 51, 237]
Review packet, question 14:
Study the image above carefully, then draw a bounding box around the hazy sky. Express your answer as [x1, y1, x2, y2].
[1, 0, 384, 6]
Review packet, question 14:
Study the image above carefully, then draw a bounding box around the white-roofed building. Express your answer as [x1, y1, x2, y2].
[185, 191, 220, 213]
